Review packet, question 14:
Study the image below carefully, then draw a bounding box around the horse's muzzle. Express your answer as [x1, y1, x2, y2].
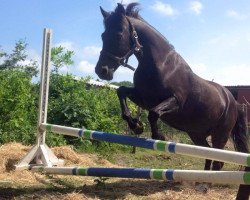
[101, 66, 109, 76]
[95, 64, 114, 81]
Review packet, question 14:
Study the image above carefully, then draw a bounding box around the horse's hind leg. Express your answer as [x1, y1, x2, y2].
[210, 131, 230, 170]
[117, 86, 144, 135]
[188, 134, 212, 170]
[148, 111, 165, 140]
[188, 134, 213, 193]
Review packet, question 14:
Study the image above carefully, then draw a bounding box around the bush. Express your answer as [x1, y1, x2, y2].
[0, 71, 182, 152]
[0, 70, 37, 144]
[48, 74, 126, 132]
[47, 74, 131, 150]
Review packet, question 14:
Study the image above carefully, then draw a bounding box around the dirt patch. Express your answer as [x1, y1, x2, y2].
[0, 143, 238, 200]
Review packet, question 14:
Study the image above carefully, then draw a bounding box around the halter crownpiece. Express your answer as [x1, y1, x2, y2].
[128, 19, 143, 55]
[100, 17, 143, 71]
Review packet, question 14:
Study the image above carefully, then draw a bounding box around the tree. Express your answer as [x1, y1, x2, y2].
[51, 46, 74, 73]
[0, 40, 38, 77]
[0, 41, 75, 77]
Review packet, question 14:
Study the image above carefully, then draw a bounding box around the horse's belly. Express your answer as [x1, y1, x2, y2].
[160, 113, 213, 134]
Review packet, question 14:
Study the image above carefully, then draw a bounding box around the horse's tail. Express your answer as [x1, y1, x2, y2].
[231, 103, 249, 153]
[232, 105, 250, 200]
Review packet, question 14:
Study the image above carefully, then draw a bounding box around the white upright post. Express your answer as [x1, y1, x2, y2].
[15, 28, 64, 170]
[37, 28, 52, 145]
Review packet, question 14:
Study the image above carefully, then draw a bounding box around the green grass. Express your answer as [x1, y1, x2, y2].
[101, 147, 238, 171]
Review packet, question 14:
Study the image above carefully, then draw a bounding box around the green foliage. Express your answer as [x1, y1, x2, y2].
[0, 70, 37, 144]
[47, 74, 132, 151]
[0, 40, 39, 77]
[46, 131, 67, 147]
[51, 46, 74, 73]
[0, 71, 130, 149]
[48, 74, 125, 132]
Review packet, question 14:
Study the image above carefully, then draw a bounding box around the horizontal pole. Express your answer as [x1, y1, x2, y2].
[31, 166, 250, 185]
[40, 123, 250, 167]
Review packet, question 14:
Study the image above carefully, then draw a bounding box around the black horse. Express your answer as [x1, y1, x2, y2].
[95, 3, 249, 199]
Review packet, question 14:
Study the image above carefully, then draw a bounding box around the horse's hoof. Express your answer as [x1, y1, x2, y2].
[129, 119, 143, 135]
[132, 123, 144, 135]
[195, 183, 210, 193]
[128, 118, 143, 135]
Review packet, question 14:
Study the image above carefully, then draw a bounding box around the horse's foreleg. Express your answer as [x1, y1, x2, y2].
[148, 96, 179, 140]
[117, 86, 144, 135]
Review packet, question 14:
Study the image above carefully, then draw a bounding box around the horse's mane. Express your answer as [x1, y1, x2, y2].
[112, 3, 143, 21]
[110, 3, 174, 50]
[122, 3, 174, 50]
[124, 3, 141, 19]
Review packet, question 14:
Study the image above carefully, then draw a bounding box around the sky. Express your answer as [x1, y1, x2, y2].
[0, 0, 250, 85]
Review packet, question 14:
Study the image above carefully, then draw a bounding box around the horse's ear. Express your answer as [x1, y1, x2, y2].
[100, 6, 110, 19]
[116, 3, 125, 15]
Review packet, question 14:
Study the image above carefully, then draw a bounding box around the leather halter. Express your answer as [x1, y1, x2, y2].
[100, 17, 143, 71]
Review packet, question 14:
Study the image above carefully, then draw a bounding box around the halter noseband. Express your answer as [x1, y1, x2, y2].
[100, 17, 142, 71]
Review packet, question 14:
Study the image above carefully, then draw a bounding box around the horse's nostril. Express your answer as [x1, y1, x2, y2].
[101, 66, 108, 75]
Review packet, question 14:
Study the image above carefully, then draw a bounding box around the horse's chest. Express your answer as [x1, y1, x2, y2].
[134, 72, 169, 109]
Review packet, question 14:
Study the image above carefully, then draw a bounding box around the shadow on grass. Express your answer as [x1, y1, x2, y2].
[0, 179, 182, 199]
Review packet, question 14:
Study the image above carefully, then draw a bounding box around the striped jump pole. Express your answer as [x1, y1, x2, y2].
[31, 166, 250, 185]
[41, 123, 250, 167]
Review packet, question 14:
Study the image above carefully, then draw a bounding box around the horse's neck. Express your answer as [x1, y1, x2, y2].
[133, 19, 174, 65]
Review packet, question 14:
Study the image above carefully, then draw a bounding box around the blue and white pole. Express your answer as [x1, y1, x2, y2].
[31, 166, 250, 185]
[40, 123, 250, 167]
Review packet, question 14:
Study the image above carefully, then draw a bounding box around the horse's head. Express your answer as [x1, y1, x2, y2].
[95, 3, 141, 80]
